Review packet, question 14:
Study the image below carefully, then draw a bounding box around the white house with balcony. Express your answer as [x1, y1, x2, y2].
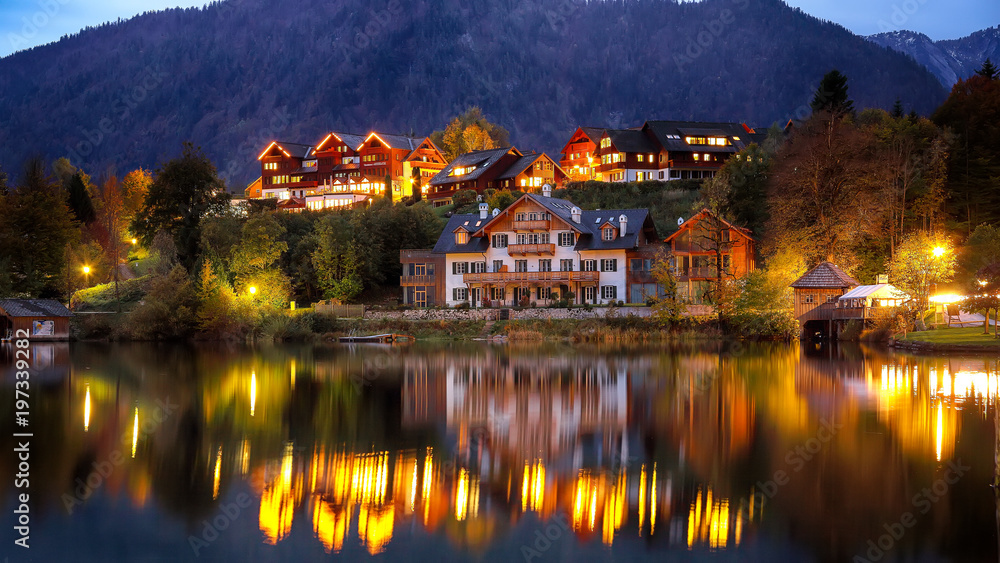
[421, 187, 662, 307]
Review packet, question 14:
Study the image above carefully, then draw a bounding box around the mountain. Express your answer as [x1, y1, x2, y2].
[0, 0, 948, 190]
[867, 26, 1000, 88]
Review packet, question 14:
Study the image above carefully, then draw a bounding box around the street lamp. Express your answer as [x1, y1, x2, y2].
[248, 286, 257, 296]
[131, 238, 137, 246]
[932, 246, 946, 258]
[82, 265, 91, 287]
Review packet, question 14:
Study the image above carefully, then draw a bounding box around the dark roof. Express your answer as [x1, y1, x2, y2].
[372, 133, 424, 151]
[580, 127, 605, 143]
[496, 154, 544, 180]
[404, 138, 445, 162]
[0, 299, 72, 318]
[664, 209, 755, 242]
[432, 214, 491, 254]
[604, 129, 659, 154]
[791, 262, 861, 289]
[272, 142, 313, 159]
[290, 167, 317, 175]
[328, 132, 367, 150]
[642, 120, 754, 153]
[430, 147, 518, 185]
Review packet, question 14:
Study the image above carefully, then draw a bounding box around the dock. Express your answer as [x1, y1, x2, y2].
[338, 333, 413, 343]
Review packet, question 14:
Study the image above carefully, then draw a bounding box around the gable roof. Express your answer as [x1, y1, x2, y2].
[363, 132, 425, 151]
[432, 214, 491, 254]
[790, 262, 861, 289]
[496, 153, 545, 180]
[258, 141, 313, 160]
[0, 299, 72, 318]
[561, 126, 606, 154]
[404, 138, 445, 162]
[470, 193, 658, 252]
[663, 209, 755, 242]
[429, 147, 519, 185]
[316, 131, 367, 152]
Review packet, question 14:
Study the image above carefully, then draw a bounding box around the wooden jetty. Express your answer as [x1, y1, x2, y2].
[338, 333, 413, 343]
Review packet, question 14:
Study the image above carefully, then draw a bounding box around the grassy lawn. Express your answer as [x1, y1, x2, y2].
[900, 326, 1000, 347]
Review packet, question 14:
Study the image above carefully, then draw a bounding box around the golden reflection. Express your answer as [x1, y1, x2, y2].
[213, 446, 222, 500]
[456, 469, 469, 521]
[250, 371, 257, 417]
[131, 407, 138, 458]
[522, 459, 546, 513]
[290, 359, 296, 389]
[687, 487, 739, 550]
[638, 465, 646, 535]
[84, 385, 91, 432]
[260, 442, 295, 544]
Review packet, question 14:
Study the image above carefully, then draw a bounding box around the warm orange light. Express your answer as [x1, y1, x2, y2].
[932, 246, 946, 258]
[248, 286, 257, 295]
[363, 131, 392, 150]
[258, 141, 280, 160]
[315, 133, 334, 151]
[82, 265, 91, 275]
[130, 238, 137, 245]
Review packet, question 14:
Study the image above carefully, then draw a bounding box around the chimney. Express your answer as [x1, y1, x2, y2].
[479, 202, 489, 219]
[571, 207, 581, 223]
[492, 208, 500, 217]
[619, 214, 628, 237]
[541, 183, 552, 198]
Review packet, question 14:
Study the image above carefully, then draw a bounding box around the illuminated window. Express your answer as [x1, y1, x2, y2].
[455, 231, 468, 245]
[638, 155, 644, 162]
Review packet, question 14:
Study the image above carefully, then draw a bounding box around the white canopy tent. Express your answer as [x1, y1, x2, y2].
[837, 284, 910, 309]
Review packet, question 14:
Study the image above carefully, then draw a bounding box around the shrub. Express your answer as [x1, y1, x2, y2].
[722, 309, 799, 340]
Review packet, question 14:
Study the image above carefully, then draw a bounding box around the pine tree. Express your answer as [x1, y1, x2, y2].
[891, 97, 904, 119]
[976, 58, 998, 80]
[811, 69, 854, 115]
[67, 171, 96, 224]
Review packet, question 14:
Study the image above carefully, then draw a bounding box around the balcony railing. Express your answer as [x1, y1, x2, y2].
[673, 267, 719, 278]
[463, 271, 599, 284]
[507, 243, 556, 255]
[512, 219, 551, 231]
[400, 275, 435, 284]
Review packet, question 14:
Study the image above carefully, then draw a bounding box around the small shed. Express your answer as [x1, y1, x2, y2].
[790, 262, 860, 338]
[0, 299, 73, 341]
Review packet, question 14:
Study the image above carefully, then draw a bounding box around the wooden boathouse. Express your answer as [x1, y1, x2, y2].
[0, 299, 73, 341]
[791, 262, 860, 338]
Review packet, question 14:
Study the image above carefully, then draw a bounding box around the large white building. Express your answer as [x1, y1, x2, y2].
[401, 188, 664, 307]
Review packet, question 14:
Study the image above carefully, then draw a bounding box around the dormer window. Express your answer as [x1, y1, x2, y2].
[456, 231, 468, 245]
[602, 227, 616, 241]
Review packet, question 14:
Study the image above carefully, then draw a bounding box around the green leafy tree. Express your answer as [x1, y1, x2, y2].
[131, 143, 229, 270]
[126, 264, 197, 339]
[887, 232, 956, 311]
[230, 214, 288, 279]
[964, 263, 1000, 336]
[312, 214, 362, 302]
[196, 259, 248, 336]
[811, 69, 854, 116]
[0, 158, 79, 297]
[431, 107, 510, 160]
[649, 250, 683, 325]
[485, 188, 516, 212]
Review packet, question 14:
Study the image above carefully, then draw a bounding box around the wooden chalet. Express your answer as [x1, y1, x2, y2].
[426, 147, 524, 203]
[356, 132, 447, 202]
[790, 263, 860, 338]
[0, 299, 73, 341]
[664, 210, 755, 304]
[595, 129, 661, 182]
[559, 126, 604, 182]
[258, 141, 318, 199]
[313, 131, 367, 184]
[494, 153, 567, 191]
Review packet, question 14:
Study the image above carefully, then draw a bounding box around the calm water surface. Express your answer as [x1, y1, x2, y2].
[1, 341, 998, 562]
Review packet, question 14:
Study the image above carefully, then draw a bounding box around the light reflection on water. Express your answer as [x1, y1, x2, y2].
[0, 341, 998, 561]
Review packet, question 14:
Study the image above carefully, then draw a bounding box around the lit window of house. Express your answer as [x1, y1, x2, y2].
[455, 231, 468, 245]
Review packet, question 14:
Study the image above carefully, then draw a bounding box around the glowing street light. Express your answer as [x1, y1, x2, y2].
[248, 286, 258, 296]
[82, 265, 91, 286]
[131, 238, 137, 245]
[932, 246, 946, 258]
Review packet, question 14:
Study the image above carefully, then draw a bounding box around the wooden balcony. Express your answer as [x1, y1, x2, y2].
[512, 219, 550, 231]
[463, 271, 599, 284]
[400, 274, 435, 285]
[507, 243, 556, 255]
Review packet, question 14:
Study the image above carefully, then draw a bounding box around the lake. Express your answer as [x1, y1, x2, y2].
[1, 341, 997, 562]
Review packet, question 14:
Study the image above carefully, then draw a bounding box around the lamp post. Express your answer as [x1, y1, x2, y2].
[248, 286, 257, 296]
[82, 265, 91, 287]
